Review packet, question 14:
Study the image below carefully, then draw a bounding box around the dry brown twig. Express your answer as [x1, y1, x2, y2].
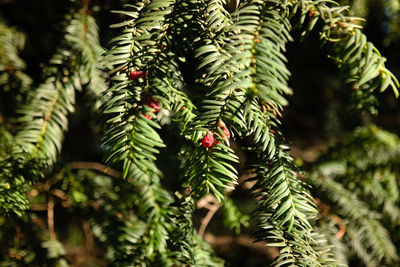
[82, 220, 94, 250]
[197, 195, 221, 237]
[204, 233, 279, 260]
[67, 161, 120, 178]
[196, 168, 259, 236]
[47, 196, 57, 240]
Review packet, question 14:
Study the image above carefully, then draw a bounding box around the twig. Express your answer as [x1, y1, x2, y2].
[204, 233, 279, 260]
[82, 220, 94, 250]
[31, 214, 47, 230]
[238, 168, 257, 190]
[197, 195, 221, 237]
[30, 204, 48, 211]
[81, 0, 91, 15]
[51, 189, 68, 200]
[331, 215, 346, 239]
[26, 189, 40, 198]
[196, 170, 256, 236]
[198, 204, 221, 237]
[47, 196, 57, 240]
[67, 161, 120, 178]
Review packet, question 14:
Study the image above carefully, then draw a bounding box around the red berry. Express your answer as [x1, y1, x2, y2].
[221, 126, 230, 140]
[129, 70, 147, 80]
[202, 131, 214, 148]
[308, 9, 317, 17]
[217, 120, 230, 140]
[146, 98, 160, 113]
[143, 113, 152, 120]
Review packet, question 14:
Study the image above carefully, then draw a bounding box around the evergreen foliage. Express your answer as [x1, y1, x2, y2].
[0, 16, 32, 117]
[0, 4, 107, 216]
[0, 0, 399, 266]
[309, 125, 400, 266]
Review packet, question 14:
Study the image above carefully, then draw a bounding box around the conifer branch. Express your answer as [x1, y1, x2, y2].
[0, 16, 32, 96]
[309, 125, 400, 266]
[0, 4, 107, 216]
[291, 0, 399, 112]
[14, 11, 106, 165]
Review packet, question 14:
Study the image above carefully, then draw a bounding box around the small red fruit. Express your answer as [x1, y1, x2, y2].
[143, 113, 152, 120]
[308, 9, 317, 18]
[129, 70, 147, 80]
[202, 131, 214, 148]
[216, 120, 230, 141]
[221, 126, 230, 140]
[146, 98, 160, 113]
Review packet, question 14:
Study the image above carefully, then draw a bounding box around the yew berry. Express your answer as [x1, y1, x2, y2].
[129, 70, 147, 80]
[202, 131, 214, 148]
[143, 113, 152, 120]
[308, 9, 317, 17]
[146, 98, 160, 113]
[213, 127, 229, 145]
[222, 126, 230, 140]
[217, 120, 230, 141]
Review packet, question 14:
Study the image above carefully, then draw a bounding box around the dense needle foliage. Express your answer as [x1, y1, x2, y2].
[0, 0, 399, 266]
